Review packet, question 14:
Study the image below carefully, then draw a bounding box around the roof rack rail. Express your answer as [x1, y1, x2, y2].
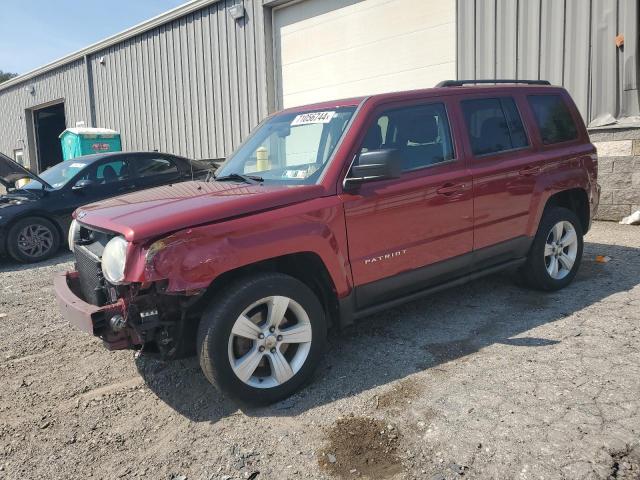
[436, 79, 551, 87]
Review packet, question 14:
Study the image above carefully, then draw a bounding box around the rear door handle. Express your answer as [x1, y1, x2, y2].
[519, 165, 541, 176]
[437, 183, 465, 196]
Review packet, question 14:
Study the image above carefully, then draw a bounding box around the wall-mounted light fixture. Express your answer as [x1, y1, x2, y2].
[229, 4, 245, 20]
[25, 85, 35, 95]
[98, 56, 106, 65]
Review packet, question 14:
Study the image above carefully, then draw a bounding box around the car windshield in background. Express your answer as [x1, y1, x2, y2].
[216, 107, 356, 185]
[21, 160, 88, 190]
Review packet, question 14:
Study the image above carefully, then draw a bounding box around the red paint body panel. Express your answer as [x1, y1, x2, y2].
[77, 181, 327, 243]
[340, 95, 474, 286]
[139, 196, 353, 295]
[68, 84, 599, 304]
[54, 271, 140, 349]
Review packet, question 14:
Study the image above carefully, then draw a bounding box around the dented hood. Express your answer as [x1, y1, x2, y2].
[76, 180, 325, 242]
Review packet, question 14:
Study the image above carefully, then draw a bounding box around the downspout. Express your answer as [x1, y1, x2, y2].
[84, 54, 97, 128]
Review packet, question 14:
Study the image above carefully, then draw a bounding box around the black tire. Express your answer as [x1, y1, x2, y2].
[520, 207, 584, 291]
[197, 272, 327, 405]
[7, 216, 61, 263]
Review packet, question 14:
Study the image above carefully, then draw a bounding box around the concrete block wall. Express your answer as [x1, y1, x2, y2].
[589, 128, 640, 221]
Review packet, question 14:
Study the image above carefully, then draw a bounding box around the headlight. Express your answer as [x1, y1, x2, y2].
[68, 219, 80, 251]
[101, 236, 130, 285]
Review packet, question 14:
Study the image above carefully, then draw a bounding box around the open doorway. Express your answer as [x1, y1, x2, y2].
[33, 102, 66, 172]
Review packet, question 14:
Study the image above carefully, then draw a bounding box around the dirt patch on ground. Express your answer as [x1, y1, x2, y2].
[375, 378, 422, 410]
[318, 415, 402, 479]
[1, 223, 639, 479]
[609, 445, 640, 479]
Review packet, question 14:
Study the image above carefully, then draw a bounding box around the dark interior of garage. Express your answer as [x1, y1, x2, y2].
[34, 102, 66, 172]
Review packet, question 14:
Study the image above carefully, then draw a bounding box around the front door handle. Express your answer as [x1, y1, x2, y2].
[437, 183, 465, 196]
[519, 165, 541, 176]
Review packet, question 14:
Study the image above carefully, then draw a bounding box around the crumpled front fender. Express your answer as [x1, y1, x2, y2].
[139, 197, 354, 297]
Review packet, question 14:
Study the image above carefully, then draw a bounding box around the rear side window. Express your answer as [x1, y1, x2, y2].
[136, 157, 179, 177]
[462, 97, 528, 156]
[528, 95, 578, 144]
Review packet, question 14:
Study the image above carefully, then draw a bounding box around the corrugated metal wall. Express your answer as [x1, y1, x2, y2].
[90, 0, 271, 160]
[0, 60, 89, 169]
[457, 0, 640, 128]
[0, 0, 272, 167]
[4, 0, 638, 169]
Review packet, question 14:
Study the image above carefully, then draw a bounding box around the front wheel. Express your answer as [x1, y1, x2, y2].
[7, 217, 60, 263]
[520, 207, 584, 291]
[197, 273, 327, 405]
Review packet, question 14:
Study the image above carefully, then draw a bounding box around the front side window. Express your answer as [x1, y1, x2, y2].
[360, 103, 455, 171]
[75, 159, 132, 185]
[216, 107, 356, 184]
[462, 97, 529, 156]
[528, 95, 578, 144]
[95, 160, 132, 183]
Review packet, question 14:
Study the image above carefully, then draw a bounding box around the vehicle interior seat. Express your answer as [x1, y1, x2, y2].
[102, 165, 118, 183]
[399, 115, 444, 170]
[119, 162, 129, 179]
[361, 123, 382, 152]
[473, 117, 511, 155]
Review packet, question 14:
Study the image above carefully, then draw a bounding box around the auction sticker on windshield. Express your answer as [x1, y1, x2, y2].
[291, 111, 335, 126]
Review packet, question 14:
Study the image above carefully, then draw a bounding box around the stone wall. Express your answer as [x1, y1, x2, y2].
[589, 128, 640, 221]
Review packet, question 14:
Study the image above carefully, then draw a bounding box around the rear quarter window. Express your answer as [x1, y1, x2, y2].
[136, 157, 179, 177]
[527, 94, 578, 144]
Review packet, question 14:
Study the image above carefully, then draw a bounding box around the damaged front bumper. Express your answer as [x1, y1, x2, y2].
[54, 271, 142, 350]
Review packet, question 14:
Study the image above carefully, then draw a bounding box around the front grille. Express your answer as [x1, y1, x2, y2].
[75, 245, 106, 306]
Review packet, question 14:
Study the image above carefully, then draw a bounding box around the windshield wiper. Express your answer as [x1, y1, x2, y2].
[214, 172, 264, 184]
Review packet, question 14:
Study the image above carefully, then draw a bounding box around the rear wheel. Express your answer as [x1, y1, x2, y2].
[520, 207, 583, 291]
[7, 217, 60, 263]
[197, 272, 327, 405]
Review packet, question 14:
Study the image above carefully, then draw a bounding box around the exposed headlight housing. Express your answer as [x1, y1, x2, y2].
[101, 236, 130, 285]
[67, 219, 80, 251]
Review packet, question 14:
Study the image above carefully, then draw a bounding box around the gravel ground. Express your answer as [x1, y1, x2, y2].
[0, 221, 639, 480]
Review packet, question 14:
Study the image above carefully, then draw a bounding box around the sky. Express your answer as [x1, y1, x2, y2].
[0, 0, 188, 74]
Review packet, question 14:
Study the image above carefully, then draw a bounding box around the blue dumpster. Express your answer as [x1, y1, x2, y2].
[59, 128, 122, 160]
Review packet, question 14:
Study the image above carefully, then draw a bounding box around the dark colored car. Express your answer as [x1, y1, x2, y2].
[0, 151, 214, 262]
[56, 80, 599, 404]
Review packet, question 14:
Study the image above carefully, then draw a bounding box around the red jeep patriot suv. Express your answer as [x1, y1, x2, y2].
[56, 80, 600, 404]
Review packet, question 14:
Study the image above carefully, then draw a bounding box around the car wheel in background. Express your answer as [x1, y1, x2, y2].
[7, 217, 61, 263]
[520, 207, 584, 291]
[197, 272, 327, 405]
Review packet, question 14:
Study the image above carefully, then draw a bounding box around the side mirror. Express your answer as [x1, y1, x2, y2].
[72, 179, 94, 191]
[344, 149, 402, 189]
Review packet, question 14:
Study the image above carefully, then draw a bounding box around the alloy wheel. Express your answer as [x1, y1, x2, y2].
[544, 220, 578, 280]
[227, 295, 312, 389]
[17, 223, 54, 259]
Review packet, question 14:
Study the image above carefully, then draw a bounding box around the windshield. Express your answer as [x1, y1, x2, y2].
[21, 160, 89, 190]
[216, 107, 356, 184]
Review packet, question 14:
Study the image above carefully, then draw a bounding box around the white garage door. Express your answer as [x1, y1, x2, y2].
[274, 0, 456, 109]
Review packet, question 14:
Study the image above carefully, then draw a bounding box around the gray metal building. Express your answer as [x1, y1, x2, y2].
[458, 0, 639, 128]
[0, 0, 274, 171]
[0, 0, 638, 217]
